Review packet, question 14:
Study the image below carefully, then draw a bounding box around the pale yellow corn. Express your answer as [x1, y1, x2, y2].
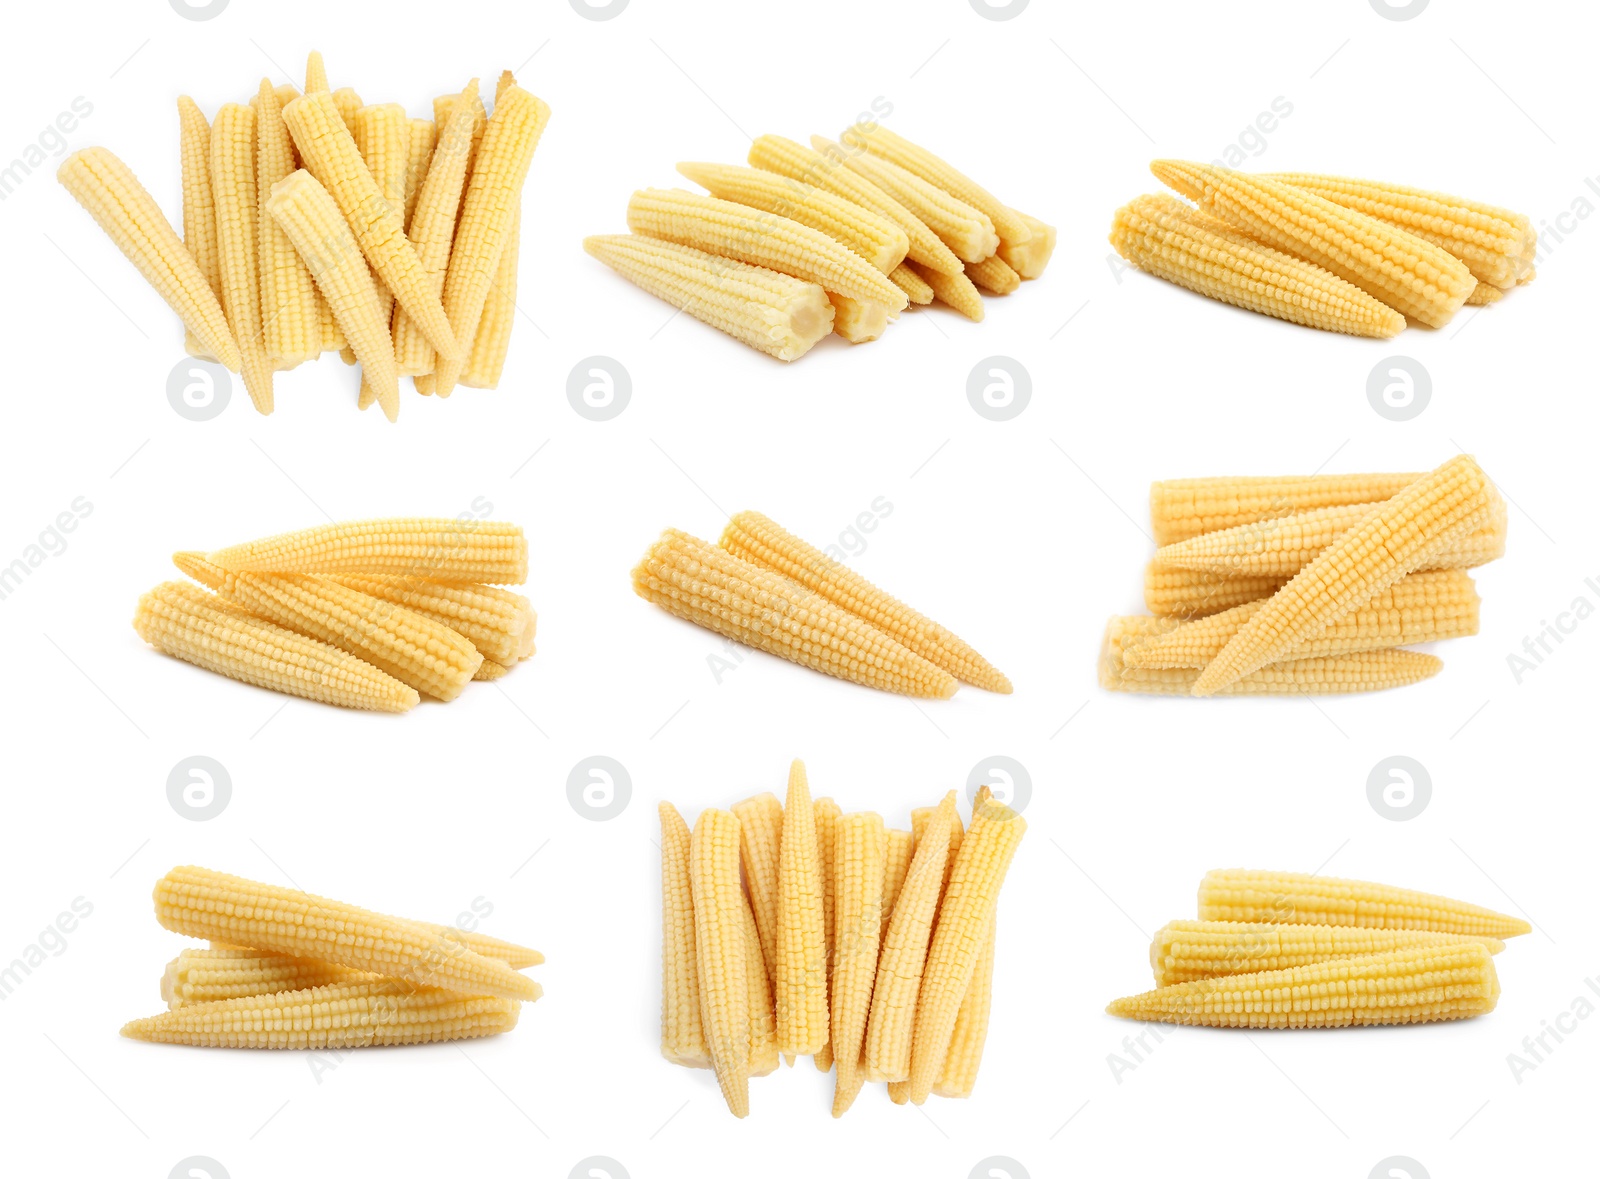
[842, 123, 1031, 247]
[1466, 282, 1504, 306]
[1150, 472, 1423, 546]
[163, 947, 364, 1008]
[820, 135, 998, 264]
[829, 811, 887, 1117]
[828, 294, 891, 343]
[275, 84, 299, 111]
[473, 659, 511, 680]
[660, 802, 708, 1068]
[255, 80, 320, 367]
[690, 808, 751, 1117]
[304, 50, 328, 94]
[742, 892, 780, 1077]
[330, 87, 362, 134]
[909, 260, 985, 321]
[462, 71, 520, 391]
[1197, 869, 1532, 939]
[208, 924, 538, 968]
[210, 517, 528, 583]
[812, 795, 842, 1071]
[966, 254, 1020, 295]
[880, 829, 915, 943]
[1145, 565, 1285, 618]
[210, 103, 275, 411]
[324, 574, 532, 665]
[350, 103, 411, 411]
[776, 760, 828, 1058]
[733, 792, 784, 990]
[1149, 921, 1506, 987]
[296, 63, 344, 356]
[177, 97, 223, 359]
[998, 210, 1056, 279]
[1101, 638, 1442, 696]
[934, 914, 994, 1098]
[888, 262, 934, 305]
[403, 118, 438, 229]
[910, 805, 963, 894]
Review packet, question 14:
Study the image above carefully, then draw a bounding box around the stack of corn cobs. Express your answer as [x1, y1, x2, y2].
[587, 124, 1056, 360]
[662, 762, 1026, 1117]
[123, 866, 542, 1048]
[132, 518, 535, 712]
[57, 51, 549, 421]
[1101, 455, 1507, 696]
[1106, 869, 1529, 1027]
[1110, 161, 1536, 336]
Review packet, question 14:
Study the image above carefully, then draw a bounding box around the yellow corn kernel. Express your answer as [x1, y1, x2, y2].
[304, 50, 328, 94]
[749, 133, 964, 276]
[460, 73, 522, 390]
[324, 574, 532, 665]
[908, 260, 985, 321]
[58, 146, 241, 372]
[1149, 921, 1506, 987]
[350, 102, 411, 411]
[966, 254, 1020, 295]
[1197, 869, 1532, 938]
[209, 103, 275, 411]
[864, 791, 955, 1083]
[742, 890, 780, 1078]
[880, 829, 915, 943]
[177, 97, 224, 360]
[473, 658, 511, 680]
[829, 811, 887, 1117]
[298, 61, 344, 354]
[403, 118, 437, 229]
[134, 581, 418, 712]
[153, 866, 542, 1000]
[1107, 943, 1500, 1028]
[1144, 564, 1284, 618]
[827, 294, 890, 343]
[632, 529, 956, 698]
[1150, 472, 1424, 547]
[821, 135, 998, 263]
[776, 760, 828, 1059]
[584, 234, 833, 361]
[888, 262, 934, 305]
[433, 85, 551, 396]
[1101, 635, 1442, 696]
[275, 84, 299, 111]
[678, 161, 910, 273]
[163, 947, 364, 1008]
[812, 795, 842, 1072]
[1111, 193, 1406, 338]
[1466, 282, 1504, 306]
[265, 168, 400, 419]
[732, 792, 784, 990]
[329, 87, 362, 133]
[910, 804, 964, 894]
[209, 517, 528, 583]
[255, 80, 320, 368]
[1151, 161, 1477, 326]
[998, 210, 1056, 279]
[690, 808, 751, 1117]
[934, 913, 995, 1098]
[208, 923, 537, 968]
[720, 510, 1010, 693]
[660, 802, 708, 1068]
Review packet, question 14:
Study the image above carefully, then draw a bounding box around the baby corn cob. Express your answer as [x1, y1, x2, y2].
[1107, 943, 1500, 1028]
[125, 980, 520, 1048]
[632, 530, 956, 698]
[888, 262, 934, 305]
[819, 136, 998, 264]
[177, 97, 223, 359]
[812, 795, 842, 1071]
[733, 792, 784, 989]
[720, 510, 1010, 693]
[830, 811, 887, 1116]
[1145, 565, 1286, 619]
[1192, 456, 1493, 695]
[776, 761, 828, 1059]
[966, 254, 1020, 296]
[304, 50, 328, 95]
[210, 103, 275, 412]
[998, 210, 1056, 279]
[627, 188, 908, 311]
[881, 829, 915, 942]
[134, 581, 419, 712]
[583, 235, 834, 361]
[934, 914, 994, 1098]
[153, 865, 542, 1001]
[431, 925, 542, 967]
[350, 103, 410, 411]
[209, 518, 528, 584]
[909, 261, 985, 321]
[298, 55, 343, 352]
[1150, 472, 1423, 546]
[1110, 193, 1406, 338]
[324, 574, 531, 665]
[57, 147, 241, 371]
[677, 161, 911, 273]
[842, 123, 1031, 247]
[749, 134, 964, 276]
[660, 802, 708, 1068]
[742, 891, 780, 1077]
[1101, 643, 1442, 696]
[163, 947, 364, 1007]
[465, 73, 520, 390]
[911, 804, 964, 893]
[828, 295, 891, 343]
[1151, 161, 1477, 327]
[1149, 921, 1506, 987]
[690, 808, 751, 1117]
[331, 88, 362, 134]
[1466, 283, 1505, 306]
[1197, 869, 1532, 938]
[473, 658, 511, 680]
[402, 117, 438, 229]
[255, 80, 321, 368]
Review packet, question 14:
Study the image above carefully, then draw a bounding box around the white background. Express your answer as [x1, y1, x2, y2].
[1, 0, 1596, 1176]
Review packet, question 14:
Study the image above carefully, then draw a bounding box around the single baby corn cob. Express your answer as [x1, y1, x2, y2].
[888, 262, 934, 305]
[299, 54, 343, 353]
[820, 136, 998, 264]
[690, 808, 751, 1117]
[864, 791, 956, 1083]
[934, 914, 994, 1098]
[463, 75, 522, 390]
[255, 80, 321, 368]
[910, 804, 964, 893]
[134, 581, 418, 712]
[660, 802, 707, 1068]
[881, 828, 915, 942]
[433, 85, 551, 396]
[1466, 283, 1504, 306]
[1197, 869, 1532, 938]
[776, 760, 828, 1059]
[473, 658, 511, 680]
[163, 947, 364, 1008]
[742, 892, 781, 1077]
[1101, 641, 1442, 696]
[210, 103, 275, 412]
[350, 102, 411, 411]
[1149, 921, 1506, 987]
[427, 925, 542, 967]
[196, 933, 540, 995]
[830, 811, 886, 1116]
[209, 518, 528, 583]
[1262, 172, 1535, 290]
[1107, 943, 1500, 1028]
[677, 161, 911, 273]
[403, 117, 438, 228]
[1145, 565, 1286, 618]
[125, 980, 520, 1048]
[57, 147, 241, 371]
[828, 295, 892, 343]
[966, 254, 1020, 296]
[1110, 193, 1406, 338]
[304, 50, 328, 94]
[274, 84, 299, 110]
[177, 97, 223, 359]
[909, 260, 985, 321]
[325, 574, 532, 665]
[153, 865, 542, 1001]
[732, 791, 784, 989]
[583, 234, 833, 361]
[1150, 472, 1423, 546]
[626, 188, 908, 311]
[265, 169, 400, 419]
[1193, 456, 1493, 695]
[331, 87, 363, 134]
[1151, 161, 1477, 326]
[842, 123, 1031, 246]
[632, 530, 956, 697]
[998, 210, 1056, 279]
[812, 795, 842, 1071]
[720, 510, 1011, 692]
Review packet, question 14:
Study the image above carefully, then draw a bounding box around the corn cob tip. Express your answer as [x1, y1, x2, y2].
[171, 550, 222, 588]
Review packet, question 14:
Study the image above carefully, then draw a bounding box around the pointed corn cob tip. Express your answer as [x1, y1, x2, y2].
[172, 550, 223, 588]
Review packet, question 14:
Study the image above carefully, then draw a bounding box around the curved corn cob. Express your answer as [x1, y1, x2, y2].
[812, 795, 842, 1071]
[820, 136, 998, 264]
[177, 97, 223, 359]
[304, 50, 329, 94]
[720, 510, 1010, 693]
[210, 104, 276, 412]
[57, 147, 241, 372]
[1151, 161, 1477, 326]
[829, 811, 886, 1116]
[125, 980, 520, 1048]
[690, 808, 751, 1118]
[998, 210, 1056, 279]
[776, 760, 828, 1058]
[632, 530, 956, 698]
[880, 828, 915, 942]
[660, 802, 708, 1068]
[842, 123, 1031, 247]
[678, 161, 910, 273]
[750, 134, 963, 276]
[934, 913, 995, 1098]
[350, 103, 411, 410]
[433, 85, 551, 396]
[828, 295, 891, 343]
[1149, 921, 1506, 988]
[584, 234, 833, 361]
[1150, 472, 1423, 546]
[255, 80, 320, 368]
[888, 262, 934, 305]
[733, 792, 784, 989]
[1111, 193, 1406, 338]
[1145, 564, 1285, 618]
[324, 574, 531, 665]
[164, 947, 365, 1008]
[1197, 869, 1532, 938]
[1262, 172, 1535, 289]
[1107, 943, 1500, 1028]
[209, 518, 528, 583]
[742, 890, 780, 1078]
[1193, 456, 1493, 695]
[134, 581, 418, 712]
[966, 254, 1020, 296]
[153, 865, 543, 1001]
[1101, 640, 1442, 696]
[909, 260, 984, 321]
[403, 117, 438, 228]
[864, 791, 955, 1082]
[627, 188, 907, 311]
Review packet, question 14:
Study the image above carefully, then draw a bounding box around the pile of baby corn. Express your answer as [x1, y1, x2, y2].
[1110, 162, 1536, 337]
[1106, 869, 1529, 1027]
[1101, 455, 1507, 696]
[662, 762, 1025, 1117]
[586, 124, 1055, 360]
[122, 866, 542, 1048]
[57, 52, 549, 421]
[633, 511, 1009, 698]
[132, 517, 535, 712]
